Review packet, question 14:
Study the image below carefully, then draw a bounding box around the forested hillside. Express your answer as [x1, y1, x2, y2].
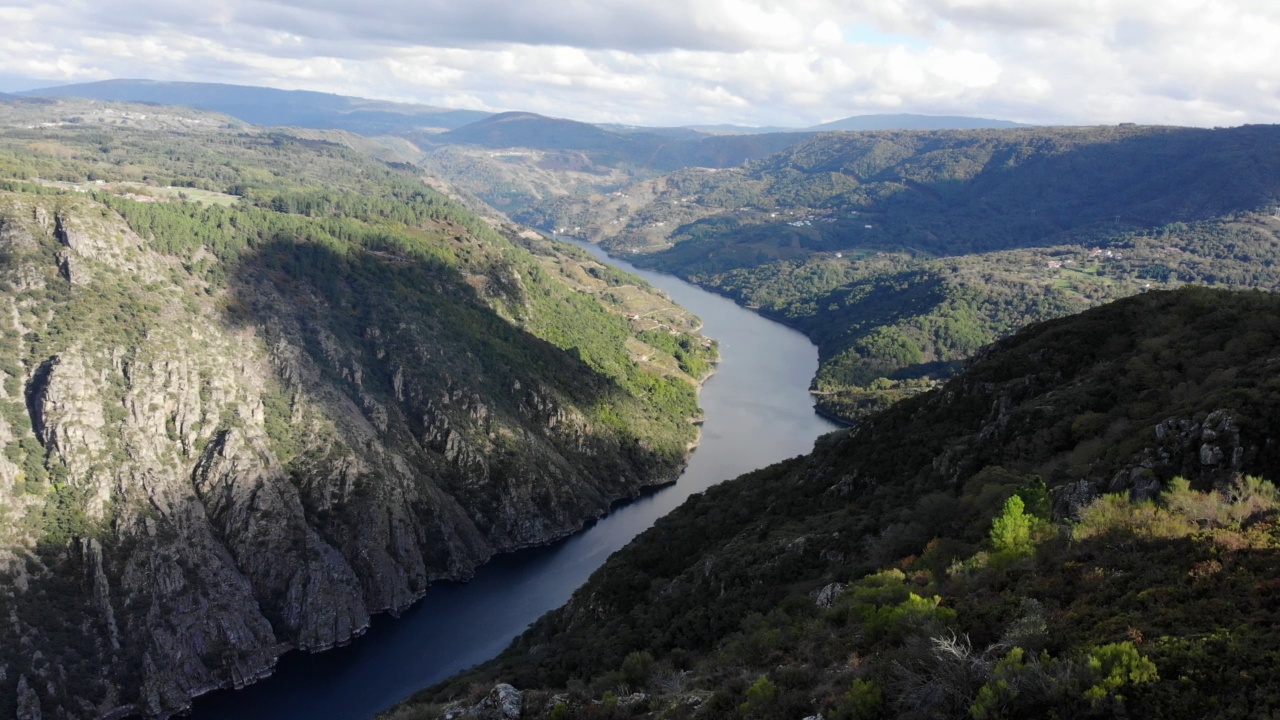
[521, 125, 1280, 421]
[0, 96, 713, 718]
[397, 287, 1280, 720]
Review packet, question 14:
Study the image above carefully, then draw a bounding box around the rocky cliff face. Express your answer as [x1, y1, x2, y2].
[0, 193, 697, 719]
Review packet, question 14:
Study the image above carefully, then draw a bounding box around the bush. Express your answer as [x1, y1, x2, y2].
[1083, 641, 1158, 707]
[739, 676, 776, 717]
[831, 678, 883, 720]
[619, 651, 654, 689]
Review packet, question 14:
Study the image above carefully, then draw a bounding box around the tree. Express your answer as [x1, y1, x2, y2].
[990, 495, 1038, 558]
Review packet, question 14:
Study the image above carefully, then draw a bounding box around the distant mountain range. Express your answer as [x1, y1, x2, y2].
[686, 114, 1028, 134]
[17, 79, 1028, 139]
[17, 79, 490, 132]
[431, 111, 812, 170]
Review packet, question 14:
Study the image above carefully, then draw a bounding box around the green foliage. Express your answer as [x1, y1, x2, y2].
[636, 329, 714, 378]
[1073, 476, 1279, 543]
[619, 651, 654, 689]
[739, 675, 777, 717]
[989, 495, 1041, 558]
[1016, 476, 1051, 521]
[840, 570, 958, 645]
[970, 647, 1029, 720]
[832, 678, 883, 720]
[1084, 642, 1159, 706]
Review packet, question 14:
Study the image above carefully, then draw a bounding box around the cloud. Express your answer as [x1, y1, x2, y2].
[0, 0, 1277, 127]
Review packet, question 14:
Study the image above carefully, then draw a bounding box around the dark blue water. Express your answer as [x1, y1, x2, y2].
[190, 240, 838, 719]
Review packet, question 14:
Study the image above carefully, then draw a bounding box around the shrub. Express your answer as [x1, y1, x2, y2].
[1083, 641, 1158, 707]
[831, 678, 883, 720]
[739, 676, 776, 717]
[619, 650, 654, 689]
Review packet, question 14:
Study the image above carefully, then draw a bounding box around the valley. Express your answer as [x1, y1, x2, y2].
[1, 79, 1280, 720]
[186, 239, 837, 720]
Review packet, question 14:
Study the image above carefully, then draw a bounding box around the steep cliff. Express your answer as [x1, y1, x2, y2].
[0, 176, 710, 718]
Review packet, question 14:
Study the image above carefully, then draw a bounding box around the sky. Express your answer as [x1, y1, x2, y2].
[1, 0, 1278, 128]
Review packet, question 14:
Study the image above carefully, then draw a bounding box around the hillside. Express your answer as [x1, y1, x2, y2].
[19, 79, 490, 133]
[520, 125, 1280, 421]
[395, 287, 1280, 720]
[0, 96, 715, 718]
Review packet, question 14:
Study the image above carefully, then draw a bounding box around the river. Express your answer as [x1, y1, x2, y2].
[189, 240, 839, 719]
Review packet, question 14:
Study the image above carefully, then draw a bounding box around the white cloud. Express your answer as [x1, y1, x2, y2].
[0, 0, 1278, 127]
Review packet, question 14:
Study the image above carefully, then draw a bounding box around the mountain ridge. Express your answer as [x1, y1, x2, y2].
[18, 79, 491, 132]
[19, 80, 1029, 137]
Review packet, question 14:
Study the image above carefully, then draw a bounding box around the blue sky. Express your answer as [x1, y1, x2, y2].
[1, 0, 1277, 128]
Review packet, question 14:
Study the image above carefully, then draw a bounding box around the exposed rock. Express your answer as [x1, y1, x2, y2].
[616, 692, 648, 708]
[192, 428, 369, 651]
[25, 352, 108, 484]
[16, 674, 42, 720]
[813, 582, 847, 609]
[79, 538, 120, 651]
[1200, 443, 1225, 466]
[1142, 409, 1246, 488]
[466, 683, 523, 720]
[1051, 480, 1098, 521]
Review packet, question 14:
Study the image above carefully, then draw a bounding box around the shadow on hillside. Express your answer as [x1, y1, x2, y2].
[218, 237, 637, 448]
[659, 124, 1280, 271]
[884, 125, 1280, 255]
